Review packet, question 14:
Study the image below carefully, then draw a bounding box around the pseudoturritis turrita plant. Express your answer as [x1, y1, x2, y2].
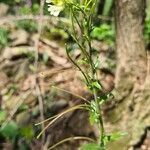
[43, 0, 124, 149]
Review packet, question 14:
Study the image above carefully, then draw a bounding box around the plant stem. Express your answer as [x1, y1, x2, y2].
[69, 1, 106, 148]
[93, 89, 105, 147]
[87, 9, 105, 145]
[90, 50, 105, 148]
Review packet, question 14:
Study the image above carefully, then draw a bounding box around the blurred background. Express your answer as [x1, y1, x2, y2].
[0, 0, 150, 150]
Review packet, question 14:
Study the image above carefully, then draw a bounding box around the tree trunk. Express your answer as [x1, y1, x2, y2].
[105, 0, 150, 149]
[115, 0, 146, 95]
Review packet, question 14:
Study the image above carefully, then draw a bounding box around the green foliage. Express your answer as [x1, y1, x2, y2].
[0, 121, 19, 140]
[80, 143, 100, 150]
[16, 20, 38, 32]
[19, 5, 32, 15]
[24, 51, 35, 62]
[0, 0, 23, 5]
[20, 125, 34, 140]
[0, 27, 9, 49]
[18, 104, 29, 113]
[92, 80, 102, 90]
[103, 132, 127, 146]
[16, 4, 40, 32]
[88, 80, 102, 92]
[91, 23, 115, 44]
[19, 4, 40, 15]
[144, 19, 150, 43]
[144, 8, 150, 44]
[48, 27, 69, 40]
[45, 0, 121, 149]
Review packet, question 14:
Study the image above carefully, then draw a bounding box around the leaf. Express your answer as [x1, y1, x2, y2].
[109, 132, 127, 141]
[92, 81, 102, 90]
[78, 58, 89, 65]
[91, 24, 115, 44]
[80, 143, 99, 150]
[20, 125, 34, 140]
[0, 121, 19, 139]
[98, 93, 114, 105]
[94, 58, 100, 69]
[98, 95, 107, 102]
[103, 132, 127, 145]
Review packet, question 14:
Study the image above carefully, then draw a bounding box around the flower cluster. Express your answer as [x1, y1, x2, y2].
[46, 0, 72, 16]
[46, 0, 64, 16]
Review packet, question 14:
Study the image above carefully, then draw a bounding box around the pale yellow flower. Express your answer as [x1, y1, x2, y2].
[47, 5, 63, 16]
[46, 0, 64, 16]
[46, 0, 73, 16]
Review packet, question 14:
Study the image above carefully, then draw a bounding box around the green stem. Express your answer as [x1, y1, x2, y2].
[70, 7, 90, 61]
[66, 46, 90, 85]
[69, 1, 106, 148]
[93, 89, 105, 146]
[87, 10, 105, 146]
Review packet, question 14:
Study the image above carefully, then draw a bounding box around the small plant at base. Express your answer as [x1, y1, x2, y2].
[38, 0, 125, 149]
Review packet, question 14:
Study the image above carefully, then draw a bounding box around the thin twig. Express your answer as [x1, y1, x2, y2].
[48, 136, 95, 150]
[51, 86, 89, 103]
[37, 104, 87, 139]
[35, 105, 90, 126]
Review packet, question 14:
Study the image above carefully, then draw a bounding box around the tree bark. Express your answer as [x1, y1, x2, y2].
[115, 0, 146, 95]
[105, 0, 150, 149]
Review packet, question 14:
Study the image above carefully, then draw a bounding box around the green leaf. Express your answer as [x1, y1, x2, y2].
[98, 93, 114, 105]
[103, 132, 127, 145]
[92, 81, 102, 90]
[0, 121, 19, 139]
[98, 95, 107, 102]
[109, 132, 127, 141]
[78, 58, 89, 65]
[80, 143, 99, 150]
[91, 24, 115, 44]
[94, 58, 100, 69]
[18, 104, 29, 112]
[20, 125, 34, 140]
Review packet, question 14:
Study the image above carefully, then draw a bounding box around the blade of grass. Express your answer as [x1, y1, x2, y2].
[36, 104, 87, 139]
[49, 136, 95, 150]
[51, 86, 90, 103]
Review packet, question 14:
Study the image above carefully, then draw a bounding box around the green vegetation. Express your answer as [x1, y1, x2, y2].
[44, 0, 123, 149]
[91, 23, 115, 45]
[0, 27, 9, 49]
